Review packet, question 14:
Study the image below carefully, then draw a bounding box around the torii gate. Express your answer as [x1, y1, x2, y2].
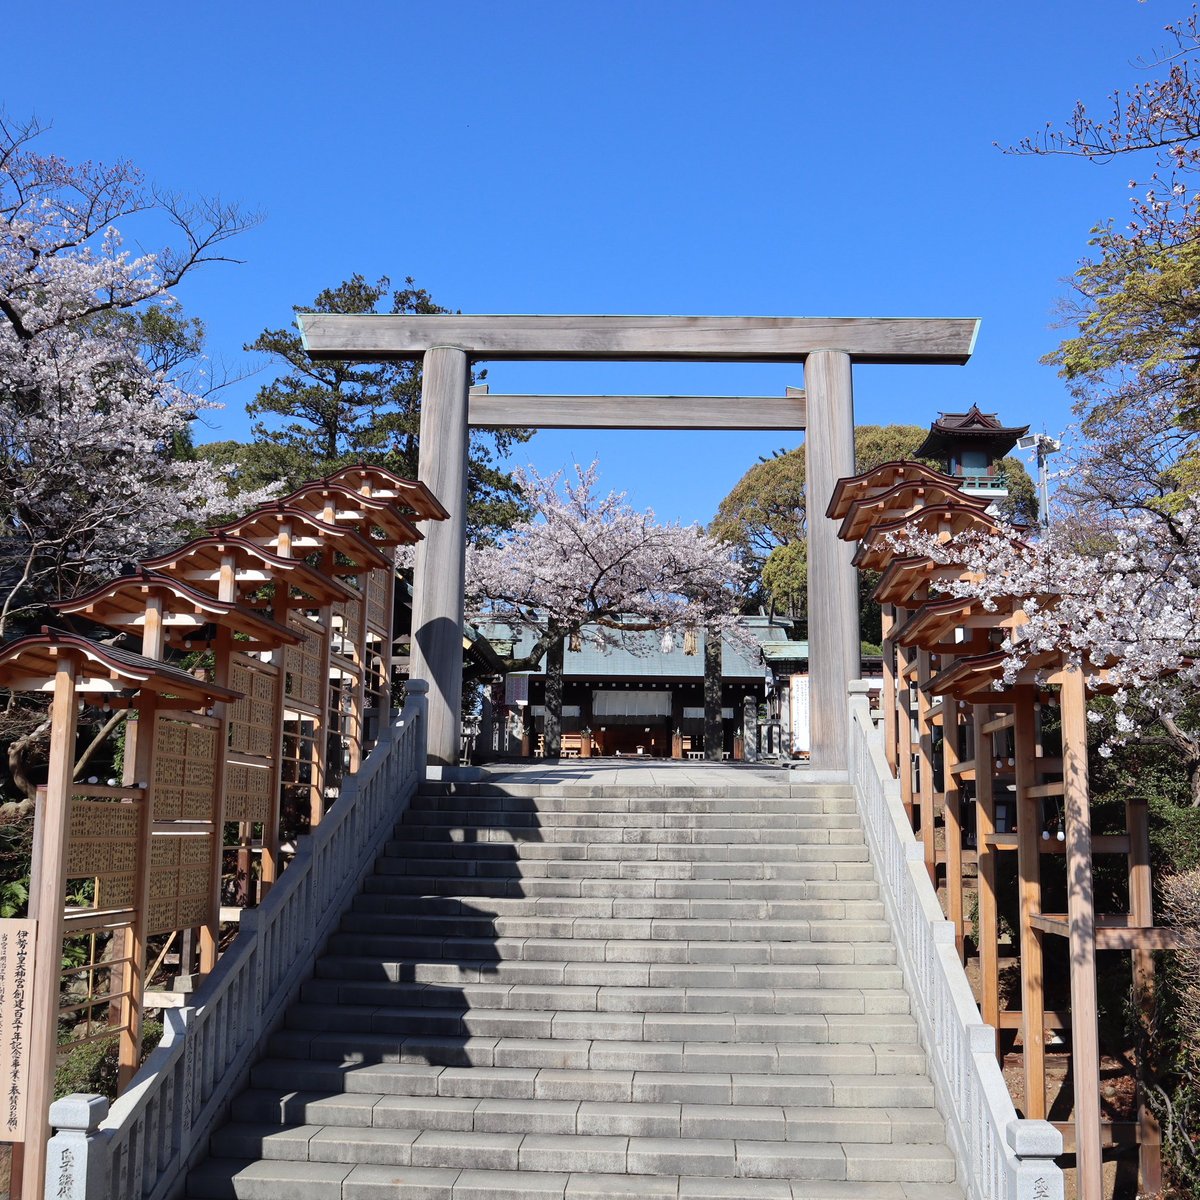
[299, 314, 979, 772]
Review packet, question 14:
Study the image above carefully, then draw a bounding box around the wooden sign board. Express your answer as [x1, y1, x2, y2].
[0, 918, 36, 1142]
[790, 674, 811, 756]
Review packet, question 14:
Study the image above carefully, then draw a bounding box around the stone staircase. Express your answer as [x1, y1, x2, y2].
[187, 775, 963, 1199]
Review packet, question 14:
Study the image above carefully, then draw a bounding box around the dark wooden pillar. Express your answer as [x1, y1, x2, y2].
[671, 690, 685, 759]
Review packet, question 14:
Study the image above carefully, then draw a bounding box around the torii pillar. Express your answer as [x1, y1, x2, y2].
[804, 351, 860, 772]
[409, 346, 471, 769]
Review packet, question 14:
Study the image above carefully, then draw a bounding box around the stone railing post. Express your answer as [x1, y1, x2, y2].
[848, 680, 872, 725]
[407, 677, 429, 719]
[44, 1094, 110, 1200]
[405, 679, 429, 779]
[1007, 1119, 1064, 1200]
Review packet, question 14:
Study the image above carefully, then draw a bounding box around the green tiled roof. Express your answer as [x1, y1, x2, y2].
[760, 641, 809, 661]
[477, 617, 789, 680]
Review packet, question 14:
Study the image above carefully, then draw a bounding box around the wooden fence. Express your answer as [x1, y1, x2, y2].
[0, 465, 446, 1199]
[829, 460, 1194, 1199]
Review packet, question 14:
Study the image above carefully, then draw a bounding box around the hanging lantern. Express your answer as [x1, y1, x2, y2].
[569, 631, 582, 652]
[683, 627, 698, 656]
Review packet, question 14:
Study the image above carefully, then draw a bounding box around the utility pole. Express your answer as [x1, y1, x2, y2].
[1016, 432, 1062, 530]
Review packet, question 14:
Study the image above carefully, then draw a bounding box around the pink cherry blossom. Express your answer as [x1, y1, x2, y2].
[0, 117, 276, 634]
[465, 462, 748, 665]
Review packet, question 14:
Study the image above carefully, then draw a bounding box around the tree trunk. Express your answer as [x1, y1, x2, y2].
[72, 710, 127, 781]
[704, 624, 723, 761]
[7, 716, 51, 800]
[1159, 715, 1200, 807]
[544, 634, 565, 758]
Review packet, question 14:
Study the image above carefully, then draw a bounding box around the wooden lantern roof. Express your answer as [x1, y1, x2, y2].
[924, 646, 1069, 702]
[284, 481, 424, 547]
[0, 631, 240, 705]
[836, 478, 990, 542]
[212, 504, 391, 572]
[892, 592, 1031, 652]
[142, 537, 354, 605]
[872, 557, 984, 608]
[825, 460, 963, 520]
[893, 596, 981, 651]
[923, 648, 1013, 701]
[55, 571, 300, 652]
[853, 504, 1003, 571]
[325, 464, 450, 521]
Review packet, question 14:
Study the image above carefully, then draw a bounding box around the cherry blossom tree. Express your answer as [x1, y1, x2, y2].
[0, 115, 274, 633]
[465, 463, 747, 756]
[886, 503, 1200, 800]
[1009, 11, 1200, 522]
[1010, 9, 1200, 248]
[0, 114, 274, 801]
[996, 12, 1200, 799]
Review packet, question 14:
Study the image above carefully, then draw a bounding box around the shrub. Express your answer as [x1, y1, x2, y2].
[54, 1020, 164, 1102]
[1152, 870, 1200, 1195]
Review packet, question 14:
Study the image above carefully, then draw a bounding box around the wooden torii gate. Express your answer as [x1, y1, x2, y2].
[298, 313, 980, 772]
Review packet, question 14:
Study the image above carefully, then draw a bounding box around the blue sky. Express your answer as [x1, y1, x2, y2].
[5, 1, 1172, 522]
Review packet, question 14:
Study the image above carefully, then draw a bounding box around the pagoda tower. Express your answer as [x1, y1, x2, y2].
[913, 403, 1029, 504]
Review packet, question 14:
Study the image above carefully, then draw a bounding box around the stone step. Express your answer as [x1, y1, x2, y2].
[379, 841, 871, 864]
[399, 810, 861, 830]
[361, 874, 880, 900]
[327, 933, 897, 967]
[415, 782, 853, 799]
[200, 1123, 956, 1183]
[337, 911, 894, 944]
[226, 1096, 946, 1148]
[229, 1090, 943, 1144]
[314, 956, 905, 991]
[283, 1001, 919, 1045]
[300, 978, 910, 1016]
[249, 1058, 939, 1108]
[371, 855, 876, 881]
[391, 824, 864, 846]
[191, 1160, 963, 1200]
[186, 771, 961, 1200]
[266, 1028, 927, 1076]
[408, 794, 858, 815]
[350, 894, 885, 921]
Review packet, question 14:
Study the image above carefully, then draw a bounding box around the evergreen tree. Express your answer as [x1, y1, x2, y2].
[200, 275, 532, 538]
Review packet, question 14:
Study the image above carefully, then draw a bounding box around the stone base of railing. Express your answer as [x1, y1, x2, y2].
[43, 1095, 109, 1200]
[45, 687, 428, 1200]
[1007, 1119, 1067, 1200]
[847, 681, 1063, 1200]
[425, 764, 484, 782]
[794, 768, 850, 784]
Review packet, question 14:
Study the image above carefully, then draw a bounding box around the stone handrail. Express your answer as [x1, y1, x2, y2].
[847, 683, 1063, 1200]
[44, 683, 428, 1200]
